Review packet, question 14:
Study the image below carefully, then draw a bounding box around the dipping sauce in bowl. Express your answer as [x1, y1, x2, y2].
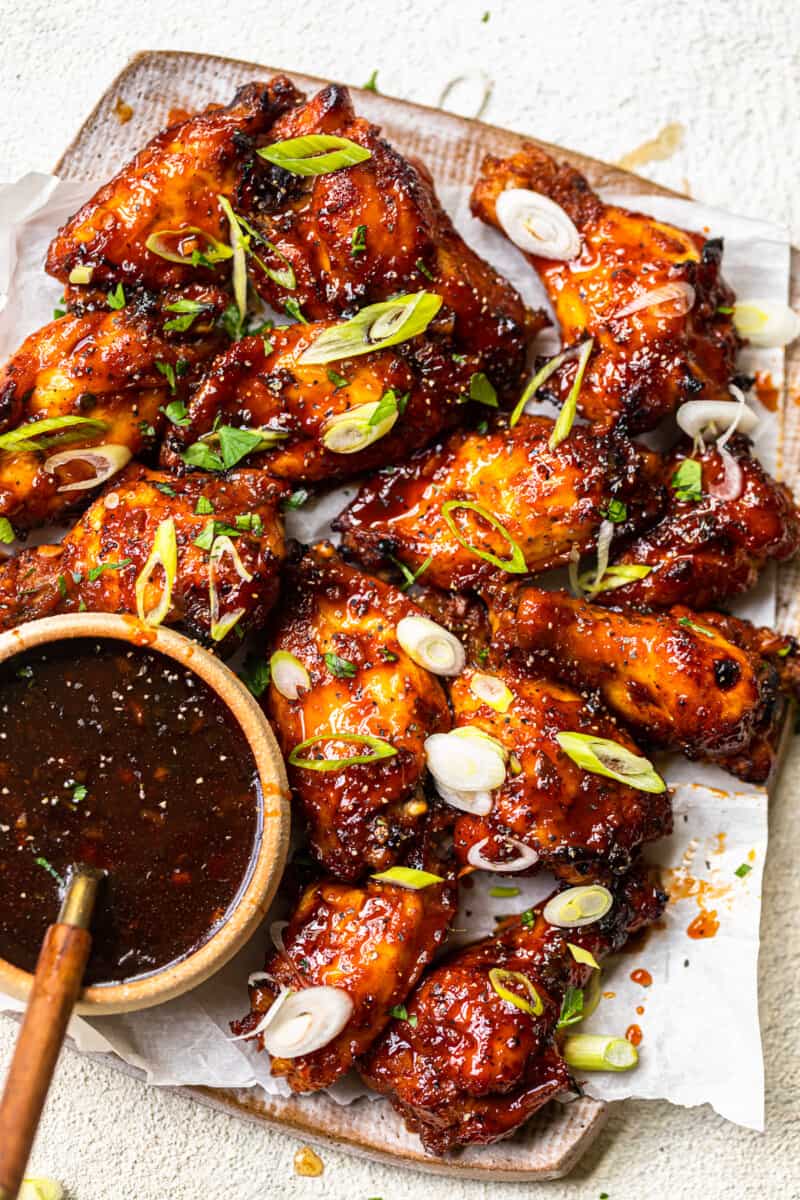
[0, 637, 261, 985]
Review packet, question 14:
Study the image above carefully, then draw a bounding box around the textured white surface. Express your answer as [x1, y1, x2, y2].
[0, 0, 799, 1196]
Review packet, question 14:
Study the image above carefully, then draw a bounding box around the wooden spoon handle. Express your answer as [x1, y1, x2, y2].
[0, 921, 92, 1199]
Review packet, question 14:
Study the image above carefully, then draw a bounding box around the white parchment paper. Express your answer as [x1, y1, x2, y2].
[0, 174, 790, 1130]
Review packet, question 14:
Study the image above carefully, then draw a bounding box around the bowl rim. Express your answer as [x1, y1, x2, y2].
[0, 612, 290, 1015]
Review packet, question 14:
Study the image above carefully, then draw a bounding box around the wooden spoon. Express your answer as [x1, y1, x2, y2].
[0, 866, 103, 1200]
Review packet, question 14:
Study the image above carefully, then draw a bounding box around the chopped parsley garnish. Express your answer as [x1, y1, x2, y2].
[164, 298, 208, 332]
[72, 784, 88, 803]
[327, 368, 349, 390]
[238, 652, 271, 698]
[363, 69, 379, 92]
[155, 360, 178, 393]
[520, 908, 535, 928]
[194, 519, 240, 550]
[155, 482, 178, 497]
[556, 985, 585, 1030]
[378, 646, 399, 663]
[389, 553, 432, 592]
[182, 425, 279, 473]
[0, 518, 15, 544]
[161, 399, 191, 427]
[476, 646, 490, 664]
[468, 372, 498, 407]
[735, 862, 752, 878]
[678, 616, 714, 637]
[35, 856, 64, 885]
[284, 297, 308, 324]
[222, 302, 244, 340]
[475, 419, 489, 435]
[195, 496, 214, 515]
[415, 257, 434, 281]
[107, 282, 126, 310]
[671, 458, 703, 502]
[324, 651, 357, 678]
[350, 224, 367, 256]
[389, 1004, 418, 1027]
[191, 249, 214, 268]
[57, 574, 68, 599]
[53, 304, 66, 319]
[87, 559, 132, 582]
[369, 389, 406, 427]
[603, 499, 627, 524]
[283, 488, 309, 511]
[16, 665, 33, 680]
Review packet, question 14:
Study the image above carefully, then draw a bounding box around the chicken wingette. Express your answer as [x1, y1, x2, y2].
[232, 840, 456, 1092]
[489, 585, 777, 773]
[335, 414, 662, 591]
[265, 545, 452, 879]
[471, 144, 738, 432]
[0, 464, 286, 644]
[448, 664, 672, 881]
[361, 868, 666, 1154]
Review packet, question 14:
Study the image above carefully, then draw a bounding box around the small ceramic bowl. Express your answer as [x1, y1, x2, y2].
[0, 612, 290, 1015]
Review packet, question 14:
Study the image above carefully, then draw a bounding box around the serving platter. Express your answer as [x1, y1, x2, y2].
[48, 49, 800, 1181]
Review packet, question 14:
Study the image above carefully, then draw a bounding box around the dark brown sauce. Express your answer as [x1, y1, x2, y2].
[0, 639, 260, 984]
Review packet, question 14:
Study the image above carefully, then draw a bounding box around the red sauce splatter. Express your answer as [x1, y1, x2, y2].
[602, 991, 616, 999]
[626, 1024, 643, 1046]
[167, 107, 193, 126]
[636, 1005, 645, 1015]
[687, 910, 719, 939]
[630, 968, 652, 987]
[754, 370, 779, 413]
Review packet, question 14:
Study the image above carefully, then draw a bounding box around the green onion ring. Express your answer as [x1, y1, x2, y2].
[288, 733, 397, 771]
[441, 500, 527, 574]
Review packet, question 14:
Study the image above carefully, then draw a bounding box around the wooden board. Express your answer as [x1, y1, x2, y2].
[52, 48, 800, 1181]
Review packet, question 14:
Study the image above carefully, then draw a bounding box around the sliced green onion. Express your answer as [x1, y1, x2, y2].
[68, 265, 93, 285]
[257, 134, 372, 176]
[221, 205, 296, 290]
[441, 499, 527, 573]
[543, 885, 613, 930]
[0, 415, 109, 455]
[371, 866, 444, 889]
[390, 553, 433, 591]
[135, 517, 178, 627]
[299, 292, 442, 365]
[270, 650, 310, 699]
[488, 967, 543, 1016]
[288, 733, 397, 771]
[567, 943, 601, 969]
[321, 399, 399, 454]
[468, 372, 497, 407]
[678, 615, 714, 637]
[18, 1179, 64, 1200]
[218, 196, 248, 323]
[732, 298, 800, 348]
[509, 347, 573, 428]
[562, 1033, 638, 1072]
[395, 615, 465, 676]
[145, 228, 233, 266]
[577, 563, 652, 595]
[43, 443, 132, 493]
[208, 533, 252, 642]
[470, 672, 513, 713]
[556, 731, 666, 793]
[549, 338, 594, 449]
[489, 885, 520, 898]
[0, 518, 15, 544]
[324, 651, 357, 678]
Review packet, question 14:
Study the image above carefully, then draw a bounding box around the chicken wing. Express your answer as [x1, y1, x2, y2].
[449, 664, 672, 881]
[601, 435, 800, 608]
[232, 840, 457, 1092]
[489, 585, 777, 772]
[160, 321, 480, 483]
[265, 545, 452, 879]
[0, 306, 224, 530]
[361, 868, 666, 1154]
[45, 79, 303, 293]
[239, 83, 538, 393]
[471, 145, 738, 432]
[335, 414, 662, 591]
[0, 464, 286, 644]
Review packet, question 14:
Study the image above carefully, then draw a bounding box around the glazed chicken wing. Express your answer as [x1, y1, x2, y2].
[232, 842, 457, 1092]
[335, 414, 662, 591]
[361, 868, 666, 1154]
[490, 586, 776, 773]
[265, 545, 451, 879]
[471, 145, 738, 432]
[0, 307, 224, 530]
[449, 665, 672, 881]
[0, 464, 286, 644]
[603, 435, 800, 608]
[45, 79, 303, 294]
[239, 83, 538, 392]
[160, 321, 480, 483]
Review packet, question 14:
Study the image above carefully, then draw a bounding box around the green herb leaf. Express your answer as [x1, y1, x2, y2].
[415, 256, 435, 281]
[194, 519, 240, 550]
[238, 652, 271, 698]
[218, 425, 270, 469]
[234, 512, 264, 535]
[468, 372, 498, 408]
[284, 297, 308, 324]
[161, 399, 191, 427]
[283, 488, 309, 511]
[164, 298, 208, 332]
[182, 441, 224, 471]
[735, 862, 752, 878]
[258, 134, 372, 177]
[521, 909, 535, 928]
[107, 282, 126, 310]
[603, 499, 627, 524]
[369, 389, 402, 427]
[389, 553, 433, 592]
[556, 985, 585, 1030]
[53, 306, 66, 319]
[351, 225, 367, 256]
[0, 518, 15, 544]
[35, 856, 63, 885]
[155, 482, 177, 497]
[325, 651, 357, 678]
[72, 784, 87, 802]
[363, 70, 379, 93]
[671, 458, 703, 502]
[87, 558, 132, 582]
[389, 1004, 408, 1020]
[222, 302, 244, 341]
[155, 360, 177, 393]
[327, 368, 349, 390]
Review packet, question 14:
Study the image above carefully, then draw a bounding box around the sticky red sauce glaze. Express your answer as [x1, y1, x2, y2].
[630, 968, 653, 987]
[626, 1023, 643, 1046]
[687, 910, 719, 940]
[0, 638, 260, 984]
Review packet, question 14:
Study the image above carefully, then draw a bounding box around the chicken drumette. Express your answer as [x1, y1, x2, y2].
[335, 414, 662, 591]
[265, 545, 452, 879]
[0, 464, 286, 644]
[489, 585, 777, 775]
[232, 839, 456, 1092]
[449, 664, 672, 881]
[471, 144, 738, 432]
[361, 868, 666, 1154]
